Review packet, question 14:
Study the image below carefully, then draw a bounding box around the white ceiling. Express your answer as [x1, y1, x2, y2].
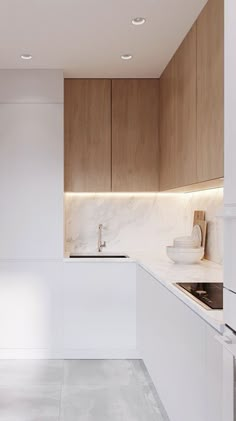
[0, 0, 207, 78]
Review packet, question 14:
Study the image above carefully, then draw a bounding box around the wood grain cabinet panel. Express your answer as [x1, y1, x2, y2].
[64, 79, 111, 192]
[197, 0, 224, 182]
[159, 56, 177, 190]
[160, 25, 197, 190]
[112, 79, 159, 192]
[175, 24, 197, 187]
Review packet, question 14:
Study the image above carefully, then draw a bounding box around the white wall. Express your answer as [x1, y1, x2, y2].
[64, 188, 223, 264]
[0, 70, 64, 260]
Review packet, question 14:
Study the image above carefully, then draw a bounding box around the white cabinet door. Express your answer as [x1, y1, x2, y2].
[0, 104, 63, 260]
[137, 265, 206, 421]
[205, 326, 223, 421]
[63, 262, 136, 358]
[0, 262, 63, 354]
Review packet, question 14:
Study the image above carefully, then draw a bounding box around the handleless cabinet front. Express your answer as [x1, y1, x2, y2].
[64, 79, 112, 192]
[112, 79, 159, 192]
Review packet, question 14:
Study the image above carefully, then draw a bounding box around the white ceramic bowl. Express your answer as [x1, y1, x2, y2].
[166, 246, 204, 264]
[174, 236, 198, 248]
[174, 240, 197, 248]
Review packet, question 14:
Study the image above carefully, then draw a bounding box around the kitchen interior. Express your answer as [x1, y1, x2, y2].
[0, 0, 235, 420]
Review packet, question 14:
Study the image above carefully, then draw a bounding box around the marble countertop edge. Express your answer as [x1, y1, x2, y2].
[63, 252, 224, 333]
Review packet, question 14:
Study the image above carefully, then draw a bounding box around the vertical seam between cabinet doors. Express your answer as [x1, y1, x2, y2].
[111, 79, 113, 191]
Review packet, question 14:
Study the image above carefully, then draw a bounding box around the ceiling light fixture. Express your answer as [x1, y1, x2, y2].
[21, 54, 32, 60]
[132, 17, 146, 26]
[121, 54, 133, 60]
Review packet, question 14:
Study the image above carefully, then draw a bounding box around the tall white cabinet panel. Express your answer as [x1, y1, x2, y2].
[63, 262, 137, 358]
[137, 265, 206, 421]
[224, 0, 236, 205]
[0, 70, 64, 260]
[137, 265, 223, 421]
[205, 325, 223, 421]
[0, 261, 63, 356]
[0, 104, 63, 259]
[224, 0, 236, 331]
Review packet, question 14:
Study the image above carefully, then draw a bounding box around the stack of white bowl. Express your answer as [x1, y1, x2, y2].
[167, 225, 204, 264]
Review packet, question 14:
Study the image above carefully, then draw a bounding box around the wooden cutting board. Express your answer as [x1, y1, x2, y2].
[193, 210, 205, 225]
[195, 219, 207, 250]
[193, 211, 207, 259]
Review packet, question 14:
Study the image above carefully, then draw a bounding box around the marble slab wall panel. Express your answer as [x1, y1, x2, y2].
[64, 188, 224, 264]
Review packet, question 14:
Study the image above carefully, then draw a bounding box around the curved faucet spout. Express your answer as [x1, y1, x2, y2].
[98, 224, 106, 252]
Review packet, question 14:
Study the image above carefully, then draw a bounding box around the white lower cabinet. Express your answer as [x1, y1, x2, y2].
[137, 265, 223, 421]
[0, 261, 136, 359]
[0, 261, 63, 357]
[63, 262, 137, 358]
[205, 325, 223, 421]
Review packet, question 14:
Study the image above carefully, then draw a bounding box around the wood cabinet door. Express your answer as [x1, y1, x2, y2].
[197, 0, 224, 182]
[175, 24, 197, 187]
[64, 79, 111, 192]
[112, 79, 159, 192]
[160, 25, 197, 190]
[160, 56, 177, 190]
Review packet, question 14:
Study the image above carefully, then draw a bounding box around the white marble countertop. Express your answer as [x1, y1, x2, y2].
[64, 252, 224, 333]
[133, 252, 224, 333]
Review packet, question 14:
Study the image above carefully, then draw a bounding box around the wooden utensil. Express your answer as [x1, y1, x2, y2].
[193, 210, 205, 225]
[195, 219, 207, 251]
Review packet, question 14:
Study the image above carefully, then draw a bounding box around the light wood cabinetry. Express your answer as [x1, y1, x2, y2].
[160, 26, 197, 190]
[197, 0, 224, 182]
[160, 0, 224, 191]
[175, 24, 197, 187]
[64, 79, 111, 192]
[112, 79, 159, 192]
[159, 57, 176, 190]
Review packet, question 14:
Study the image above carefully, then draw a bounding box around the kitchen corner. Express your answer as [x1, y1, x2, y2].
[0, 0, 234, 420]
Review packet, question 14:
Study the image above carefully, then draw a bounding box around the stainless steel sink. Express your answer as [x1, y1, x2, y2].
[69, 254, 129, 259]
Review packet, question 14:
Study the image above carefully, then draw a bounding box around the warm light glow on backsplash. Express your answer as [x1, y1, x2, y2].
[64, 186, 224, 265]
[64, 192, 179, 197]
[184, 187, 224, 197]
[64, 187, 224, 197]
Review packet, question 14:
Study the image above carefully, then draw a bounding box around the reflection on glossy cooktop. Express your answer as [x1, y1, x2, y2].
[175, 282, 223, 310]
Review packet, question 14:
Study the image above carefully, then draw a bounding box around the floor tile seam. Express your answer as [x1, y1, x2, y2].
[58, 383, 63, 421]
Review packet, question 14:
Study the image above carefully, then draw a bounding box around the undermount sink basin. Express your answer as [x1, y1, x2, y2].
[69, 254, 129, 259]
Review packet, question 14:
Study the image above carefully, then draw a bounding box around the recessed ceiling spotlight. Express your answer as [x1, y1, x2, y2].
[132, 17, 146, 26]
[121, 54, 133, 60]
[21, 54, 32, 60]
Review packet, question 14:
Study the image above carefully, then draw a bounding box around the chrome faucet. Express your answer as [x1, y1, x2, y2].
[98, 224, 106, 252]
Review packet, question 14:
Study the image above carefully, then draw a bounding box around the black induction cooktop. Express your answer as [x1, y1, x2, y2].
[175, 282, 223, 310]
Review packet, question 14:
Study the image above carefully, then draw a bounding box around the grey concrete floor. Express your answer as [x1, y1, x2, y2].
[0, 359, 169, 421]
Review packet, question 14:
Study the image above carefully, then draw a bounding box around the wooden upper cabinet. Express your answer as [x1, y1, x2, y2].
[112, 79, 159, 192]
[175, 25, 197, 187]
[197, 0, 224, 182]
[160, 25, 197, 190]
[160, 57, 177, 190]
[64, 79, 111, 192]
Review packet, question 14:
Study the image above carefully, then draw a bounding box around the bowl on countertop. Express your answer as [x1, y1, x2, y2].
[173, 237, 198, 248]
[166, 246, 204, 264]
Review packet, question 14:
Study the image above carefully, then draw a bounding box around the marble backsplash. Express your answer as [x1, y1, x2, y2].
[64, 188, 224, 264]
